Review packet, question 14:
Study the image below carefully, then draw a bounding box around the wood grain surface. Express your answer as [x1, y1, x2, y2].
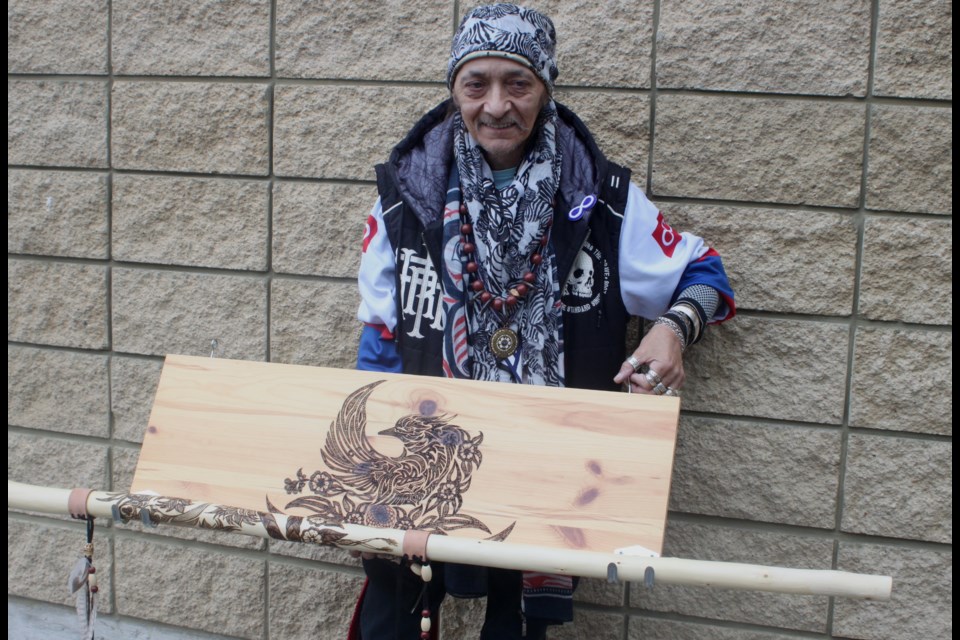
[131, 354, 680, 555]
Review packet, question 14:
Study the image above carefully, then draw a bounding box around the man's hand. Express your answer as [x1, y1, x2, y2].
[613, 323, 685, 394]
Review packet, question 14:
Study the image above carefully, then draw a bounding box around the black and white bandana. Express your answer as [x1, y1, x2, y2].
[448, 3, 559, 93]
[441, 102, 565, 386]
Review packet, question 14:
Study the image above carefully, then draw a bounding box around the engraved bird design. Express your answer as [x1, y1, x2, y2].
[320, 381, 484, 507]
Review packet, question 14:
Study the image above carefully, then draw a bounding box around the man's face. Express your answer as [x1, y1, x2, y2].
[451, 57, 548, 171]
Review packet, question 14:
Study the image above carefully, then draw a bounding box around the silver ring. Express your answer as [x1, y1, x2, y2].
[645, 369, 662, 386]
[664, 387, 680, 397]
[653, 382, 667, 395]
[626, 355, 643, 373]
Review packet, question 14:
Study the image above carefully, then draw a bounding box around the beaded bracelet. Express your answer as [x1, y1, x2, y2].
[654, 316, 687, 352]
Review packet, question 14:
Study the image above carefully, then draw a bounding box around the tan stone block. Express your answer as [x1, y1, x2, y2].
[630, 521, 832, 632]
[8, 432, 108, 499]
[549, 609, 624, 640]
[276, 0, 451, 82]
[670, 417, 840, 528]
[270, 279, 361, 369]
[269, 538, 360, 566]
[113, 175, 269, 270]
[8, 347, 109, 437]
[510, 0, 653, 88]
[273, 85, 448, 180]
[554, 91, 649, 182]
[653, 95, 864, 207]
[666, 205, 857, 315]
[682, 317, 849, 424]
[859, 217, 952, 323]
[8, 80, 109, 168]
[8, 260, 108, 349]
[874, 0, 953, 99]
[268, 564, 365, 639]
[657, 0, 870, 96]
[849, 327, 951, 435]
[111, 356, 164, 444]
[112, 81, 269, 175]
[7, 520, 113, 612]
[272, 182, 375, 277]
[842, 434, 952, 543]
[835, 543, 952, 640]
[112, 0, 270, 76]
[630, 618, 800, 640]
[866, 105, 952, 214]
[7, 0, 108, 74]
[8, 170, 109, 259]
[115, 537, 264, 638]
[112, 268, 267, 359]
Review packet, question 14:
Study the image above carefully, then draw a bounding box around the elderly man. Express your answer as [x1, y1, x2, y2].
[353, 4, 735, 639]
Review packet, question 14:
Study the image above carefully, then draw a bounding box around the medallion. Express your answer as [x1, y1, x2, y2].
[490, 328, 519, 360]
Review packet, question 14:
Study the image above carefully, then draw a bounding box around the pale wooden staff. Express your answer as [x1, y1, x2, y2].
[8, 480, 892, 600]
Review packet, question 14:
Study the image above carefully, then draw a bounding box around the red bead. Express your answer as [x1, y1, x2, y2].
[471, 280, 484, 292]
[492, 298, 504, 311]
[531, 254, 543, 265]
[515, 284, 529, 296]
[462, 242, 476, 254]
[88, 567, 96, 574]
[421, 633, 430, 640]
[465, 262, 478, 273]
[540, 236, 549, 246]
[523, 272, 536, 283]
[460, 205, 468, 214]
[90, 586, 99, 593]
[422, 610, 430, 618]
[506, 295, 518, 307]
[460, 223, 472, 235]
[480, 292, 492, 303]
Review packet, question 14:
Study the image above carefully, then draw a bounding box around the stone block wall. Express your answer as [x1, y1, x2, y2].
[8, 1, 951, 639]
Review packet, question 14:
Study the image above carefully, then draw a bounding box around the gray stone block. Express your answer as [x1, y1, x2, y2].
[115, 537, 264, 639]
[438, 597, 485, 639]
[657, 0, 870, 95]
[653, 95, 864, 207]
[276, 0, 451, 81]
[112, 268, 267, 359]
[268, 564, 365, 639]
[874, 0, 953, 99]
[8, 80, 109, 168]
[8, 170, 109, 259]
[7, 520, 113, 612]
[835, 543, 952, 640]
[111, 356, 164, 444]
[268, 538, 360, 566]
[866, 105, 952, 214]
[270, 279, 361, 369]
[8, 260, 108, 349]
[859, 217, 952, 323]
[630, 521, 832, 632]
[842, 434, 952, 543]
[549, 609, 624, 640]
[8, 347, 109, 437]
[112, 81, 269, 175]
[682, 317, 850, 424]
[630, 617, 799, 640]
[524, 0, 654, 88]
[273, 85, 448, 180]
[272, 181, 375, 277]
[8, 432, 108, 500]
[572, 576, 625, 607]
[554, 91, 649, 183]
[112, 174, 269, 270]
[7, 0, 108, 74]
[666, 205, 857, 315]
[112, 0, 270, 77]
[670, 417, 841, 529]
[849, 327, 952, 435]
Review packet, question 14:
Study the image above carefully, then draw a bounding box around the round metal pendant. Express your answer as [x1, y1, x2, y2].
[490, 328, 519, 360]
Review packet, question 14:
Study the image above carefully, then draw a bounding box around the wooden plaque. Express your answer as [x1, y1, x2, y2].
[131, 355, 680, 556]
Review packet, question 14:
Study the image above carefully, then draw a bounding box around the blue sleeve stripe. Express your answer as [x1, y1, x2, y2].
[357, 324, 402, 373]
[673, 254, 737, 320]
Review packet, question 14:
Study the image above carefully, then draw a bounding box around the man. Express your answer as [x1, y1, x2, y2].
[352, 4, 735, 638]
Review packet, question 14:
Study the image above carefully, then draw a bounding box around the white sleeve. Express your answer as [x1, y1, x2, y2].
[618, 182, 709, 320]
[357, 198, 398, 333]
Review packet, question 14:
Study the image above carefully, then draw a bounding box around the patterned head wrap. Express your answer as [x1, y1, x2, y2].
[447, 3, 559, 93]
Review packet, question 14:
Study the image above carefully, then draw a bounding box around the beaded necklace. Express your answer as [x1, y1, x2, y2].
[458, 203, 550, 359]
